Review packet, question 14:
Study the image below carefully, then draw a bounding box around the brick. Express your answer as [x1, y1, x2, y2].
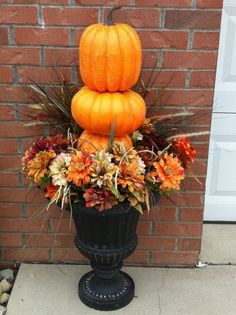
[197, 0, 223, 9]
[0, 122, 44, 137]
[125, 250, 149, 264]
[76, 0, 130, 4]
[45, 48, 78, 66]
[142, 70, 186, 87]
[159, 192, 203, 207]
[0, 203, 22, 218]
[74, 29, 85, 46]
[154, 223, 202, 236]
[26, 203, 70, 219]
[14, 28, 70, 46]
[104, 8, 160, 28]
[50, 219, 76, 234]
[182, 177, 205, 191]
[152, 251, 198, 265]
[141, 207, 176, 221]
[0, 218, 48, 232]
[0, 6, 37, 24]
[136, 0, 191, 7]
[0, 139, 18, 154]
[193, 32, 220, 50]
[180, 208, 203, 221]
[43, 7, 98, 26]
[0, 86, 31, 103]
[0, 156, 21, 171]
[0, 173, 19, 187]
[163, 51, 218, 69]
[18, 67, 72, 84]
[14, 0, 68, 3]
[178, 238, 201, 251]
[0, 66, 12, 83]
[0, 105, 16, 121]
[53, 248, 87, 262]
[192, 143, 209, 159]
[190, 71, 216, 88]
[0, 28, 8, 45]
[191, 160, 207, 176]
[137, 236, 176, 250]
[137, 221, 151, 235]
[0, 47, 40, 65]
[0, 233, 22, 247]
[26, 234, 74, 247]
[165, 10, 222, 29]
[138, 30, 188, 49]
[142, 50, 159, 68]
[0, 188, 46, 203]
[2, 248, 49, 262]
[160, 90, 214, 106]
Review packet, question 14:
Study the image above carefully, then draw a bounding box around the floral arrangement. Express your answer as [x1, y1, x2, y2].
[22, 118, 197, 213]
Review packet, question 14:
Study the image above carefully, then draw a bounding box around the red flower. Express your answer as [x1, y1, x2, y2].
[172, 137, 196, 168]
[45, 184, 58, 199]
[83, 188, 117, 212]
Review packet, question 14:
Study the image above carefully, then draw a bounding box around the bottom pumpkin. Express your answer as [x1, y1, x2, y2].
[78, 130, 132, 152]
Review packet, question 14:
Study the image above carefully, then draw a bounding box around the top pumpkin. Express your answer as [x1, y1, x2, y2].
[79, 23, 142, 93]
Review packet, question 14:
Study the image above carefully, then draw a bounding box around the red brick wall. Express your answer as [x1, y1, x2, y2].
[0, 0, 223, 267]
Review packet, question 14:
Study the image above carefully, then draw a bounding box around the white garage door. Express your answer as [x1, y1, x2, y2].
[204, 0, 236, 221]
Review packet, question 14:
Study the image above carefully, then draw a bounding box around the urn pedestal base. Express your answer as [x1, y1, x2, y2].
[79, 270, 134, 311]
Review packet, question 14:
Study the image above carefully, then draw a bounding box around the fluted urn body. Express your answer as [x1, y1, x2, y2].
[72, 202, 140, 311]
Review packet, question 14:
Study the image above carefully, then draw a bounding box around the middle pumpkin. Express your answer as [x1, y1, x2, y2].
[71, 86, 146, 137]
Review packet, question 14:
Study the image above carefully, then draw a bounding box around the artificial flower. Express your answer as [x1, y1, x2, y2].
[118, 160, 144, 193]
[49, 153, 71, 186]
[83, 188, 117, 212]
[67, 151, 93, 186]
[45, 184, 58, 199]
[91, 151, 118, 188]
[150, 153, 184, 192]
[172, 137, 196, 168]
[27, 151, 56, 184]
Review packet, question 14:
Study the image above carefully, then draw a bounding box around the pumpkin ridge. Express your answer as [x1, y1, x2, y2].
[122, 24, 142, 85]
[91, 27, 102, 91]
[80, 26, 98, 90]
[114, 25, 124, 92]
[120, 26, 137, 90]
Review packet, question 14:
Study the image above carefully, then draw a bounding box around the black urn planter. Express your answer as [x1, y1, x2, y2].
[72, 202, 140, 311]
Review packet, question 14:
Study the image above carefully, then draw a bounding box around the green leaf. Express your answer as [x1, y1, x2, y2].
[38, 174, 51, 190]
[110, 185, 119, 198]
[133, 203, 143, 214]
[108, 117, 116, 153]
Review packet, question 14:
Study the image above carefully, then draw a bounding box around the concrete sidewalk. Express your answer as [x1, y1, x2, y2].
[6, 263, 236, 315]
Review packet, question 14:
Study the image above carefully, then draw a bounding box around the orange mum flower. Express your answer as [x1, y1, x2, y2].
[67, 151, 93, 187]
[151, 153, 184, 192]
[118, 161, 144, 193]
[172, 137, 196, 168]
[83, 188, 117, 212]
[45, 184, 58, 199]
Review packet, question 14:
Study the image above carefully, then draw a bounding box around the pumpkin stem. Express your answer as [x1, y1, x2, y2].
[107, 6, 122, 26]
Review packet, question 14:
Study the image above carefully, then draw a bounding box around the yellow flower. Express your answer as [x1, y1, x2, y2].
[27, 151, 56, 184]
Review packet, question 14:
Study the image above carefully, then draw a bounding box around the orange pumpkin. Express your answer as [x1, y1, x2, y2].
[71, 86, 146, 136]
[78, 130, 132, 152]
[79, 23, 142, 92]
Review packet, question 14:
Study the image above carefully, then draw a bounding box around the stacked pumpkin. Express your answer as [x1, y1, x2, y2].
[71, 9, 146, 152]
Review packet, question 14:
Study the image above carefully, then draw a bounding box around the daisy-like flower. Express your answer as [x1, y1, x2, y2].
[49, 153, 71, 186]
[83, 188, 117, 212]
[172, 137, 196, 168]
[118, 160, 145, 193]
[27, 151, 56, 184]
[91, 151, 118, 188]
[67, 151, 94, 187]
[150, 153, 184, 192]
